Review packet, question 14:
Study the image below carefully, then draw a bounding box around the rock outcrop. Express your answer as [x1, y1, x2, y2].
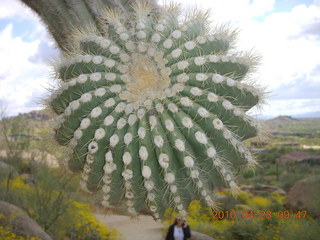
[284, 175, 320, 217]
[0, 201, 52, 240]
[0, 161, 19, 176]
[241, 184, 286, 195]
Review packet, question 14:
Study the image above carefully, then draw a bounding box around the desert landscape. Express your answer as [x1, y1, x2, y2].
[1, 110, 319, 240]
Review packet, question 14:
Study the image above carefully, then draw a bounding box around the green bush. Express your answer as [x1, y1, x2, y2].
[222, 218, 261, 240]
[279, 217, 320, 240]
[266, 167, 278, 176]
[278, 172, 306, 191]
[0, 162, 121, 240]
[241, 169, 255, 179]
[191, 222, 224, 239]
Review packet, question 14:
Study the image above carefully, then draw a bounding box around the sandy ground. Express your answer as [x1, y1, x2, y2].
[95, 214, 165, 240]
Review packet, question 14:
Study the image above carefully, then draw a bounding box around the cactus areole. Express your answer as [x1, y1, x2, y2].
[50, 2, 265, 221]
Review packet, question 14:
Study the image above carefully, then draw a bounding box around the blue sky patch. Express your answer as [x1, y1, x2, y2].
[0, 18, 36, 42]
[273, 0, 313, 12]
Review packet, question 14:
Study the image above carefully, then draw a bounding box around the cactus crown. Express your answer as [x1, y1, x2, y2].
[49, 1, 265, 221]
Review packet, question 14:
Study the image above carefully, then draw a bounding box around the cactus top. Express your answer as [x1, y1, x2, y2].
[49, 2, 265, 221]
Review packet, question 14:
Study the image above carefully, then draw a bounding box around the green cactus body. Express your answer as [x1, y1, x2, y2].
[50, 3, 264, 221]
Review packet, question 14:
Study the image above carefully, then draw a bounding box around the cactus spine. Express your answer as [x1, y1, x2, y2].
[49, 2, 265, 221]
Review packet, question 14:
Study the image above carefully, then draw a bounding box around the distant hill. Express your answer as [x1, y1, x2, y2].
[271, 115, 299, 122]
[3, 110, 320, 137]
[254, 112, 320, 119]
[18, 110, 52, 121]
[265, 116, 320, 135]
[0, 110, 54, 140]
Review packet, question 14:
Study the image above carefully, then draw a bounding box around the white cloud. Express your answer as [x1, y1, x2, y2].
[0, 24, 52, 116]
[175, 0, 320, 116]
[237, 4, 320, 112]
[0, 0, 59, 116]
[0, 0, 37, 20]
[174, 0, 275, 20]
[262, 99, 320, 117]
[1, 0, 319, 118]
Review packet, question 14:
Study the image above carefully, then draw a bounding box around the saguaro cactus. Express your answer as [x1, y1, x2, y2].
[49, 2, 265, 221]
[20, 0, 159, 51]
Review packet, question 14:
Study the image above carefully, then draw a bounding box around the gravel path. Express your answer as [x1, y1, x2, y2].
[95, 214, 165, 240]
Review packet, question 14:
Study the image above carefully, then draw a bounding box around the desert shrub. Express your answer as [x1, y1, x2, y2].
[278, 217, 320, 240]
[191, 222, 223, 238]
[256, 215, 320, 240]
[0, 214, 41, 240]
[0, 166, 121, 240]
[256, 150, 280, 164]
[0, 227, 41, 240]
[241, 169, 255, 179]
[60, 202, 121, 240]
[266, 167, 278, 176]
[278, 172, 306, 191]
[237, 191, 268, 209]
[221, 218, 261, 240]
[0, 109, 33, 162]
[267, 192, 286, 212]
[0, 166, 75, 228]
[236, 190, 285, 211]
[187, 201, 212, 224]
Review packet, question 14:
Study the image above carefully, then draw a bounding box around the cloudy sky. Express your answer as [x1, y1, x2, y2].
[0, 0, 319, 117]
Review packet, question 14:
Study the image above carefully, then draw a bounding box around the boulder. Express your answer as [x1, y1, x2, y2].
[284, 175, 320, 217]
[0, 201, 52, 240]
[190, 231, 216, 240]
[240, 184, 286, 195]
[0, 161, 19, 177]
[258, 184, 286, 195]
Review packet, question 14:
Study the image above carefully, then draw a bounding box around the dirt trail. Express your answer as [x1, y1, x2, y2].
[95, 214, 164, 240]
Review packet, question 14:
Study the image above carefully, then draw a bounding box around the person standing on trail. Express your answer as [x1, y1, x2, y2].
[165, 216, 191, 240]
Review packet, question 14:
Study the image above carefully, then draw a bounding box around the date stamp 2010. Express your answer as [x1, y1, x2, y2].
[211, 210, 308, 220]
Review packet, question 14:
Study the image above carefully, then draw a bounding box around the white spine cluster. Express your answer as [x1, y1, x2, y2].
[122, 150, 138, 216]
[101, 150, 117, 208]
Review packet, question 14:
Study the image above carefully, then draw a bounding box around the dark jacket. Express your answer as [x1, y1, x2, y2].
[165, 224, 191, 240]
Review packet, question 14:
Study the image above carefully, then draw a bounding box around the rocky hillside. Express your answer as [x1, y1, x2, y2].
[17, 110, 52, 121]
[264, 115, 320, 135]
